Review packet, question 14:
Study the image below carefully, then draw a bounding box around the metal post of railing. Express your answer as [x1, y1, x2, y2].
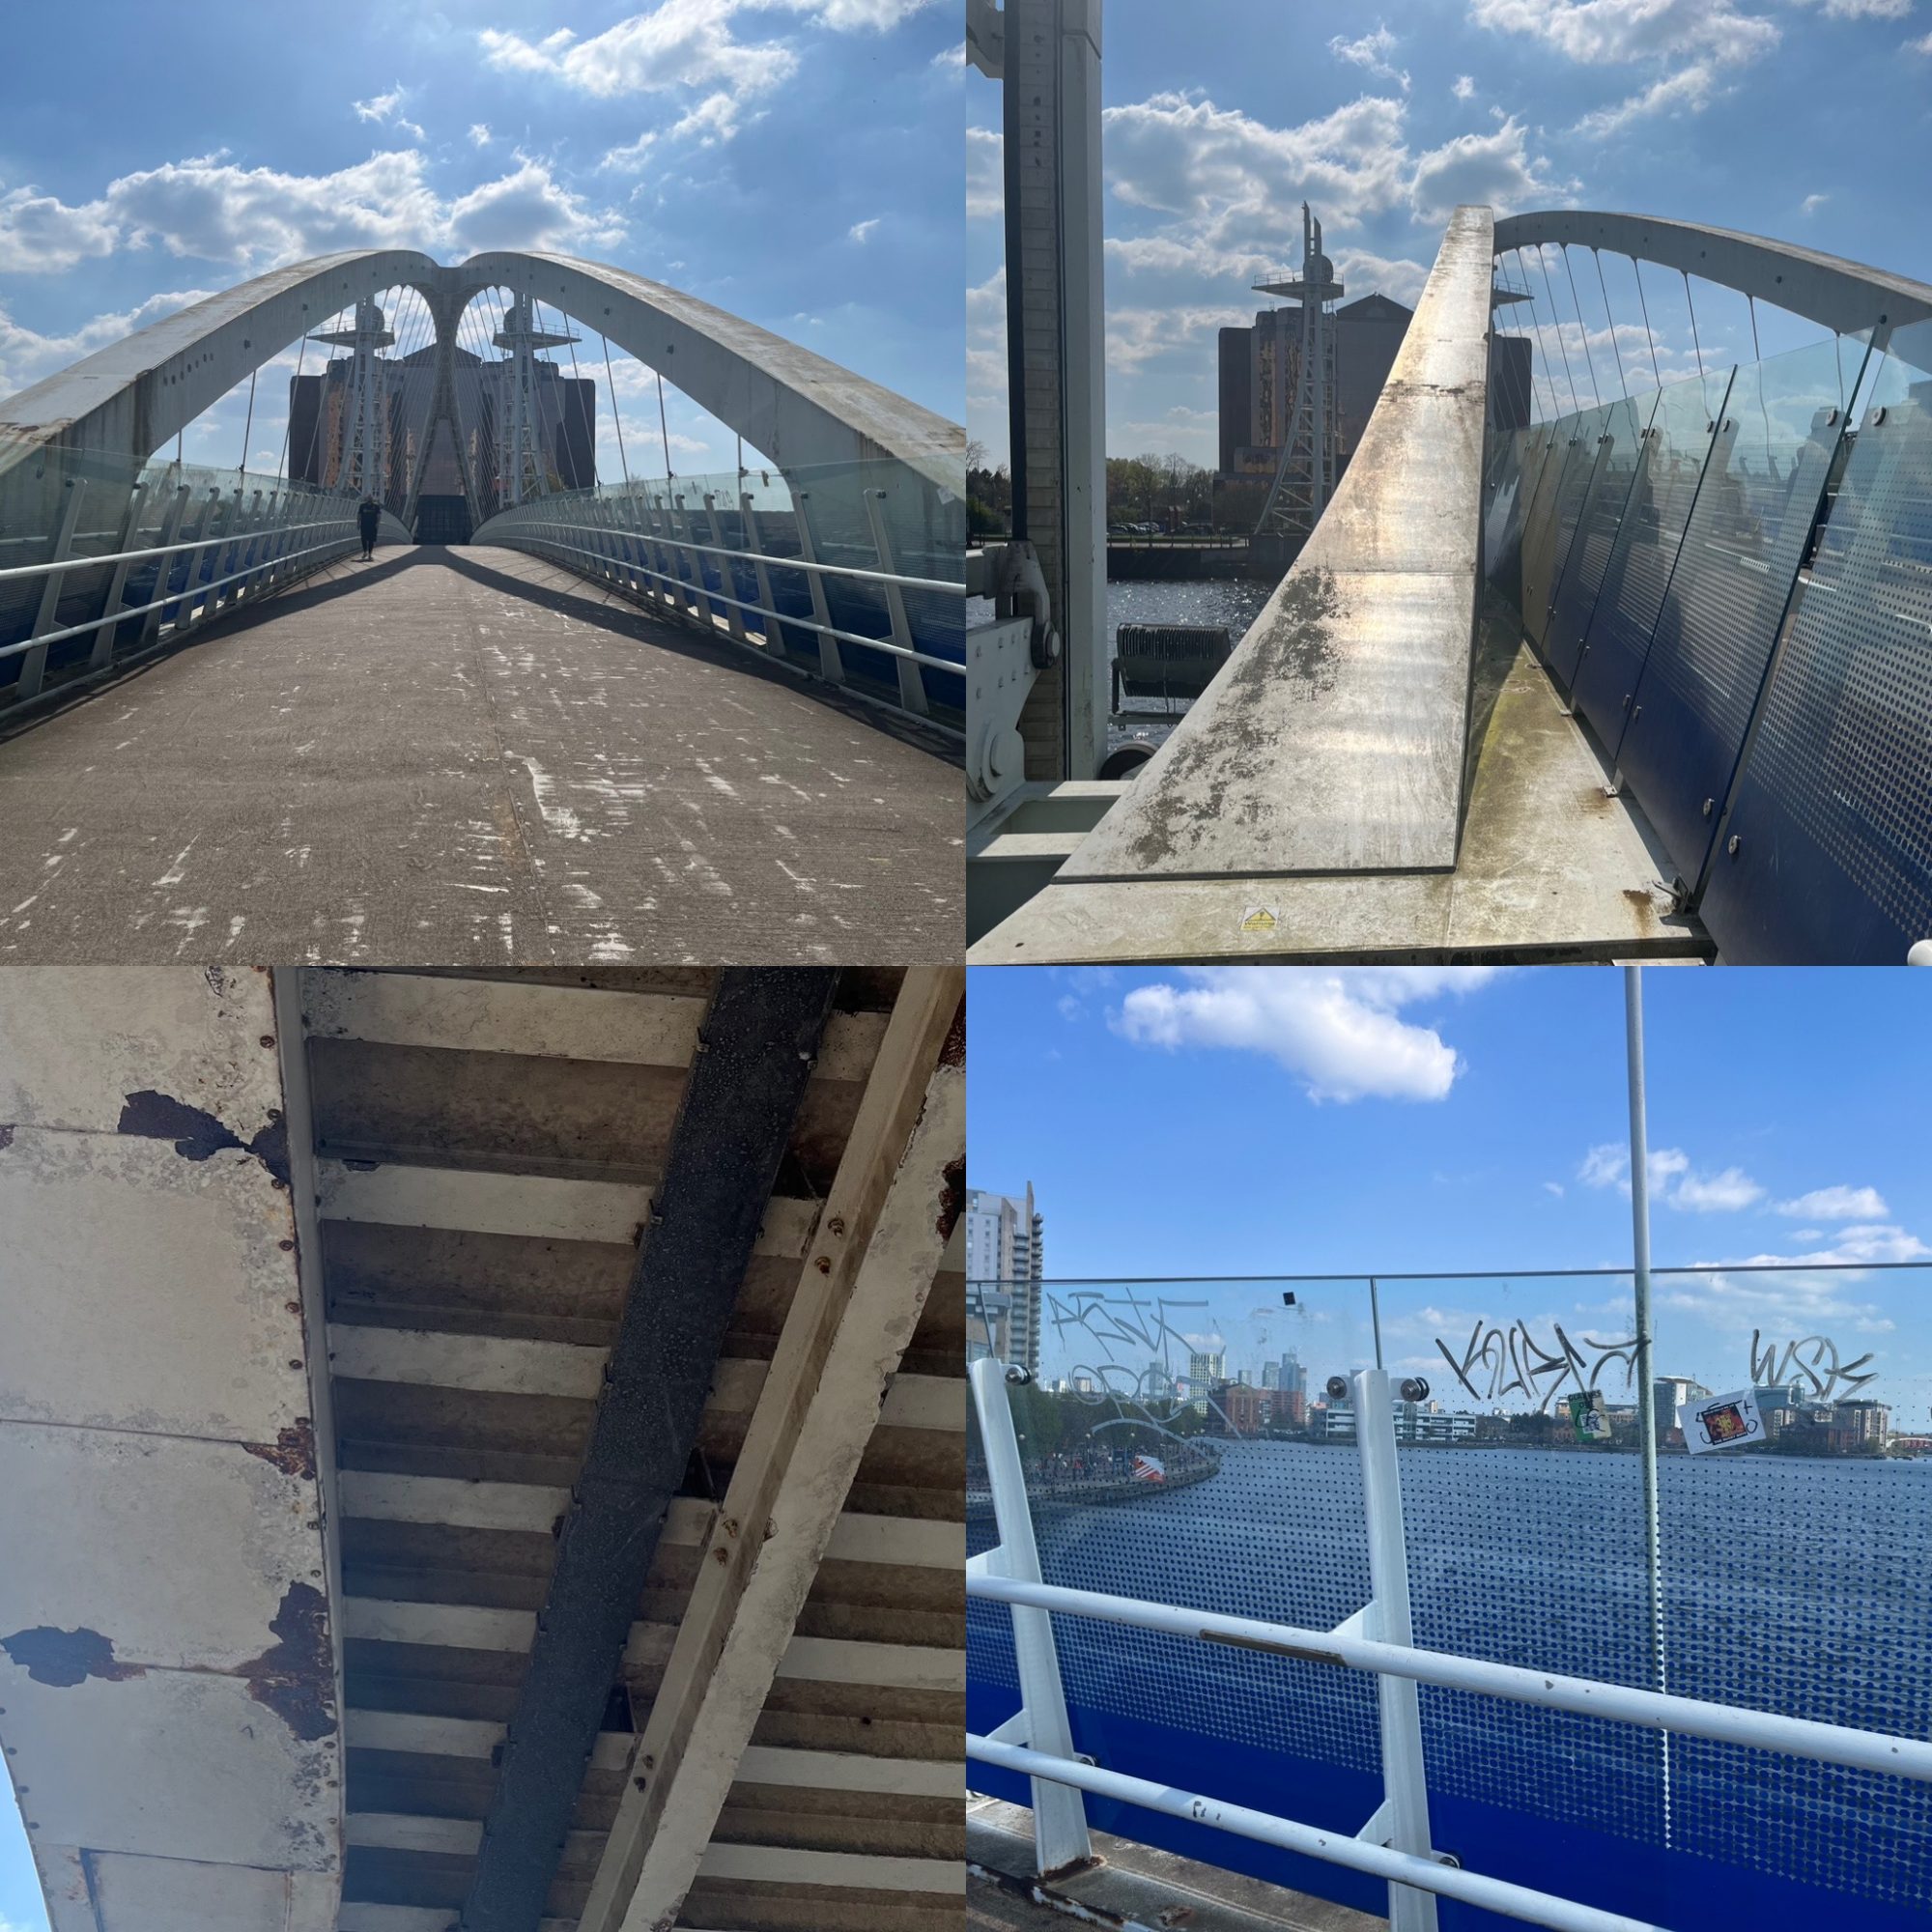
[1623, 966, 1671, 1846]
[671, 492, 716, 627]
[703, 494, 747, 641]
[968, 1355, 1093, 1877]
[138, 487, 193, 649]
[16, 477, 88, 700]
[173, 490, 221, 630]
[790, 490, 845, 685]
[739, 491, 780, 652]
[88, 481, 152, 671]
[860, 486, 932, 715]
[1354, 1367, 1440, 1932]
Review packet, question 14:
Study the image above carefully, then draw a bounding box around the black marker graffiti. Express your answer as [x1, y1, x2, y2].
[1435, 1319, 1640, 1413]
[1749, 1330, 1878, 1403]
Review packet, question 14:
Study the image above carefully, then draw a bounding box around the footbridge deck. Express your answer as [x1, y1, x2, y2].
[0, 546, 961, 965]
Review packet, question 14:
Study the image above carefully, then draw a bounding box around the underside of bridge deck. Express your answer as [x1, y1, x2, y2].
[0, 549, 961, 967]
[0, 964, 966, 1932]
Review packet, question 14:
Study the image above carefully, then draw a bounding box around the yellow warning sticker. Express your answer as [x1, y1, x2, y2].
[1239, 905, 1278, 933]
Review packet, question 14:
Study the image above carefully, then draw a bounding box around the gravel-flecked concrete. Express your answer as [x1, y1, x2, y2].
[0, 545, 962, 965]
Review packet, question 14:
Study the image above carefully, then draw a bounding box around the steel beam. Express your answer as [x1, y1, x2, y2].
[455, 968, 837, 1932]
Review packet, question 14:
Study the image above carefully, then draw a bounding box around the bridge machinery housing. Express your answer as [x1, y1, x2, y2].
[0, 964, 966, 1932]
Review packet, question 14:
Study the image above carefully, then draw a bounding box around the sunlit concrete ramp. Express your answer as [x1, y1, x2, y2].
[0, 546, 961, 965]
[0, 965, 966, 1932]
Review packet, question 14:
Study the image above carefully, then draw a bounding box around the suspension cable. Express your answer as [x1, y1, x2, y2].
[1562, 245, 1602, 408]
[1592, 249, 1628, 398]
[1537, 245, 1582, 415]
[238, 365, 258, 480]
[1683, 270, 1705, 382]
[1632, 256, 1662, 391]
[602, 332, 631, 488]
[656, 366, 674, 478]
[1515, 249, 1561, 420]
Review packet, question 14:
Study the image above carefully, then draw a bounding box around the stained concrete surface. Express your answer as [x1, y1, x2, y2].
[0, 546, 962, 965]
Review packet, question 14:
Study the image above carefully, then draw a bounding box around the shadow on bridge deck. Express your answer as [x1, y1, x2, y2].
[0, 544, 961, 964]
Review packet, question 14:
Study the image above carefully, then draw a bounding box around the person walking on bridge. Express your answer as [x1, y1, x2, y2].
[356, 495, 382, 562]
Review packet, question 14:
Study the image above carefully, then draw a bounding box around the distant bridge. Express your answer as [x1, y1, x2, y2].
[0, 251, 966, 964]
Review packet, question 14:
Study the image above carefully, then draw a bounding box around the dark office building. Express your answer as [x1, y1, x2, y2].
[288, 349, 596, 541]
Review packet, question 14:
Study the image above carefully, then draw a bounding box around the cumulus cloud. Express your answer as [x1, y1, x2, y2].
[479, 0, 934, 125]
[0, 288, 214, 396]
[1329, 23, 1409, 89]
[0, 151, 623, 275]
[1453, 73, 1477, 99]
[967, 125, 1003, 220]
[353, 83, 427, 143]
[469, 123, 494, 147]
[1776, 1185, 1889, 1220]
[1110, 967, 1501, 1103]
[1661, 1224, 1927, 1335]
[1470, 0, 1779, 135]
[1577, 1143, 1763, 1211]
[1804, 0, 1911, 15]
[1409, 115, 1565, 221]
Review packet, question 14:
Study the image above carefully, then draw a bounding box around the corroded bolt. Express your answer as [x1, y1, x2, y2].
[712, 1545, 728, 1563]
[259, 1035, 275, 1049]
[814, 1255, 832, 1274]
[828, 1216, 846, 1237]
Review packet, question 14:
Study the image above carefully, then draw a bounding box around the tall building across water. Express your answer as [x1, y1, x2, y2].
[965, 1183, 1043, 1377]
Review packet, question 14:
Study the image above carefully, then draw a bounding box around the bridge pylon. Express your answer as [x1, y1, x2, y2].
[308, 295, 395, 501]
[491, 291, 581, 507]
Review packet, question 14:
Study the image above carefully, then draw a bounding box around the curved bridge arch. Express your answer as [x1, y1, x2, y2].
[1493, 209, 1932, 342]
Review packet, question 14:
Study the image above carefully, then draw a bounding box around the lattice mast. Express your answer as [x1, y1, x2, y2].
[1254, 204, 1343, 542]
[309, 298, 396, 500]
[492, 294, 581, 507]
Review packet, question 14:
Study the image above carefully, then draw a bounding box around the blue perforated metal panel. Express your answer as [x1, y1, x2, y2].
[1568, 371, 1731, 744]
[1520, 408, 1611, 652]
[1542, 393, 1655, 690]
[1613, 340, 1857, 890]
[1698, 321, 1932, 961]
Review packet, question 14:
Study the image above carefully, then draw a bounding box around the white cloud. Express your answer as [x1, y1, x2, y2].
[0, 287, 214, 396]
[469, 123, 494, 147]
[1808, 0, 1911, 14]
[1776, 1184, 1889, 1220]
[1329, 23, 1410, 89]
[353, 83, 425, 143]
[967, 126, 1003, 220]
[0, 150, 623, 275]
[1471, 0, 1778, 135]
[1110, 967, 1501, 1103]
[1577, 1143, 1761, 1210]
[1801, 191, 1829, 214]
[1672, 1166, 1765, 1212]
[848, 216, 881, 243]
[1452, 73, 1477, 99]
[1543, 1179, 1566, 1197]
[1911, 30, 1932, 50]
[1661, 1224, 1927, 1334]
[1409, 115, 1565, 220]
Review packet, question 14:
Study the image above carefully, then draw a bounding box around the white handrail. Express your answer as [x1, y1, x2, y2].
[0, 513, 369, 583]
[969, 1735, 1665, 1932]
[967, 1571, 1932, 1784]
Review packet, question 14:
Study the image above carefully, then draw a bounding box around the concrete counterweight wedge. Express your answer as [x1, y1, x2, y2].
[1058, 205, 1495, 884]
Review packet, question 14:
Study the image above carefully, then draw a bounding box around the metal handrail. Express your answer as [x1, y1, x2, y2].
[0, 523, 361, 662]
[0, 513, 365, 583]
[499, 529, 966, 674]
[486, 513, 965, 598]
[968, 1573, 1932, 1784]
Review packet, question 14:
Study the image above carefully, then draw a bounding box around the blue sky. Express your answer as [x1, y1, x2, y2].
[968, 967, 1932, 1428]
[0, 0, 961, 480]
[967, 0, 1932, 466]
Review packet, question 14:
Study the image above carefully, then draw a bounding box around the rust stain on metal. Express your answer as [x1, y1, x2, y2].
[242, 1417, 317, 1482]
[940, 996, 966, 1067]
[938, 1155, 966, 1240]
[0, 1626, 146, 1688]
[116, 1089, 292, 1182]
[238, 1581, 336, 1743]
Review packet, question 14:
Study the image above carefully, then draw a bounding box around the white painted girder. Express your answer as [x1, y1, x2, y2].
[693, 1844, 964, 1893]
[316, 1157, 819, 1256]
[302, 972, 889, 1084]
[336, 1470, 962, 1565]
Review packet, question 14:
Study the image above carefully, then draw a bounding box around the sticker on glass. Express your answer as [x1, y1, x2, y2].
[1680, 1385, 1763, 1454]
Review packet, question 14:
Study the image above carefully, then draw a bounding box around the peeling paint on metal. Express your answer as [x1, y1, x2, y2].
[242, 1418, 318, 1483]
[938, 1155, 966, 1241]
[115, 1089, 291, 1182]
[0, 1625, 146, 1688]
[238, 1581, 336, 1743]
